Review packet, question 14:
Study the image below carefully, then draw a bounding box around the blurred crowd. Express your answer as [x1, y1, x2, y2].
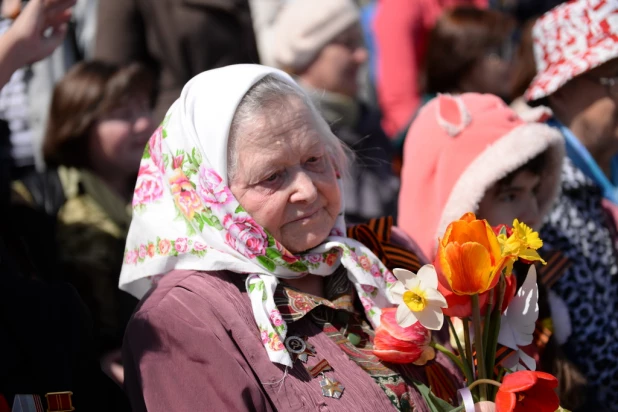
[1, 0, 617, 411]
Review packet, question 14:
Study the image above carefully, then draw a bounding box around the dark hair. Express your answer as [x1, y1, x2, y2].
[510, 18, 538, 100]
[43, 61, 153, 169]
[422, 7, 516, 94]
[496, 150, 547, 189]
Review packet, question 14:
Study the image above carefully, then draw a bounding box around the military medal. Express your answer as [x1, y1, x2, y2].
[319, 373, 345, 399]
[284, 335, 344, 399]
[284, 335, 315, 363]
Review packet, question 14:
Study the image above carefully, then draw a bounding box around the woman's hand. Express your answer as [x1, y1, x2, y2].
[100, 348, 125, 387]
[0, 0, 75, 88]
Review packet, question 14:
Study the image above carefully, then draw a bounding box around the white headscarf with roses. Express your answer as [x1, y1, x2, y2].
[120, 64, 399, 366]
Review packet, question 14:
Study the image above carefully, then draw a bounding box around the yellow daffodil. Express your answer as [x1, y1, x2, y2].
[498, 219, 546, 264]
[390, 265, 447, 330]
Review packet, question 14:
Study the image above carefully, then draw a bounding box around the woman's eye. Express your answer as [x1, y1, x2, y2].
[264, 173, 279, 182]
[499, 193, 517, 203]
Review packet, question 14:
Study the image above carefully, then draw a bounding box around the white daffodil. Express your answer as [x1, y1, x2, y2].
[390, 265, 447, 330]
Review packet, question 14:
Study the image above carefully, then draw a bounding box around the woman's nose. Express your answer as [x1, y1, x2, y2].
[289, 171, 318, 204]
[134, 113, 155, 134]
[355, 46, 369, 65]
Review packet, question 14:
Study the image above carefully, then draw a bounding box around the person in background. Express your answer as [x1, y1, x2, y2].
[524, 1, 618, 409]
[272, 0, 399, 223]
[391, 7, 516, 151]
[13, 61, 155, 387]
[0, 0, 129, 409]
[372, 0, 488, 139]
[397, 93, 586, 408]
[0, 0, 98, 174]
[94, 0, 259, 124]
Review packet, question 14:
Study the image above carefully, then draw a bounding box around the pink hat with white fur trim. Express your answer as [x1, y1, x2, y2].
[525, 0, 618, 102]
[398, 93, 565, 259]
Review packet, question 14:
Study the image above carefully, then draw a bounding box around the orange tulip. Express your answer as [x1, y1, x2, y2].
[437, 213, 512, 296]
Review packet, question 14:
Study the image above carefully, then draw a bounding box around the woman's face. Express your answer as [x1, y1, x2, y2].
[229, 96, 341, 254]
[300, 24, 368, 98]
[477, 170, 543, 230]
[89, 96, 155, 177]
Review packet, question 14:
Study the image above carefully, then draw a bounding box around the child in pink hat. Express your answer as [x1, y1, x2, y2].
[398, 93, 563, 259]
[397, 93, 588, 407]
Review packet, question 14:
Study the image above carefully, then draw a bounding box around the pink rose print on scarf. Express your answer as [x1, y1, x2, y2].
[194, 241, 208, 251]
[125, 250, 138, 265]
[175, 237, 188, 253]
[149, 126, 165, 173]
[370, 263, 381, 278]
[384, 269, 397, 284]
[362, 284, 375, 293]
[223, 214, 268, 259]
[138, 245, 147, 260]
[261, 330, 269, 345]
[269, 309, 284, 327]
[306, 253, 322, 264]
[133, 163, 164, 207]
[197, 166, 233, 208]
[172, 154, 184, 169]
[329, 227, 344, 237]
[358, 255, 372, 271]
[360, 295, 373, 311]
[158, 239, 171, 255]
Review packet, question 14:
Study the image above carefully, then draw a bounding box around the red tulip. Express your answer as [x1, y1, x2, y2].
[495, 371, 559, 412]
[373, 308, 434, 364]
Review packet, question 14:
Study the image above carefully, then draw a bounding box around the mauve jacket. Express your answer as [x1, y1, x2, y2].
[123, 235, 460, 411]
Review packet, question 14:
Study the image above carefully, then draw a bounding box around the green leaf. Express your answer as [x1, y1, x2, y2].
[162, 128, 168, 138]
[499, 226, 507, 237]
[235, 205, 245, 214]
[194, 214, 205, 232]
[411, 381, 455, 412]
[267, 235, 276, 248]
[193, 149, 203, 165]
[142, 144, 151, 159]
[257, 255, 276, 272]
[266, 248, 282, 260]
[191, 148, 202, 167]
[248, 283, 256, 293]
[288, 261, 309, 272]
[210, 215, 223, 230]
[555, 408, 571, 412]
[163, 153, 170, 169]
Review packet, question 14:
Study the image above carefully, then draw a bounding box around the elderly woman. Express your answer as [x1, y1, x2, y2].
[120, 65, 461, 411]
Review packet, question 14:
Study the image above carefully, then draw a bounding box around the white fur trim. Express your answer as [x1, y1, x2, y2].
[434, 122, 565, 254]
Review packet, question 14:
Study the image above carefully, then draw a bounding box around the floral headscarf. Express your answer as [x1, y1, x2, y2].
[120, 64, 399, 366]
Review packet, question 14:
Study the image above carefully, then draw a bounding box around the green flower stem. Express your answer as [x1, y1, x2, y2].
[467, 378, 502, 392]
[446, 317, 471, 382]
[472, 294, 488, 401]
[462, 318, 474, 382]
[431, 341, 473, 385]
[485, 274, 506, 382]
[482, 288, 494, 364]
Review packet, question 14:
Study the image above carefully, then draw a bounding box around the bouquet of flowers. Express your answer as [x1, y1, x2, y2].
[373, 213, 566, 412]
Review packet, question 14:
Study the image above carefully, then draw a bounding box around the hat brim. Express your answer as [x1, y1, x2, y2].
[525, 39, 618, 102]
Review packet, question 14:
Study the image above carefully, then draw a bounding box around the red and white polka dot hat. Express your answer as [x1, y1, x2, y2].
[525, 0, 618, 102]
